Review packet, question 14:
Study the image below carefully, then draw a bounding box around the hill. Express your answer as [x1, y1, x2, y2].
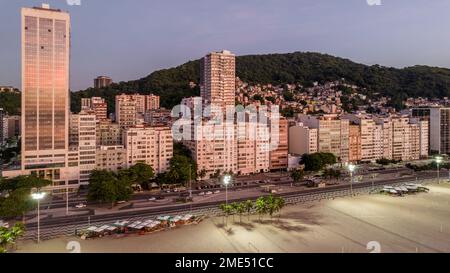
[3, 52, 450, 115]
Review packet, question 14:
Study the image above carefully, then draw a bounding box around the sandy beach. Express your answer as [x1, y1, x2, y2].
[16, 183, 450, 253]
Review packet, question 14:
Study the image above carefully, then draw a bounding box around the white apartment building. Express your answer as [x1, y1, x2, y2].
[115, 94, 161, 128]
[184, 121, 238, 178]
[200, 50, 236, 111]
[297, 114, 350, 162]
[96, 145, 127, 173]
[69, 113, 97, 185]
[123, 126, 173, 173]
[343, 114, 384, 162]
[289, 123, 318, 155]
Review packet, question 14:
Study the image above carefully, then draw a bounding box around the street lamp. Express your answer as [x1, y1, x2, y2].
[435, 156, 443, 184]
[31, 191, 47, 244]
[348, 164, 356, 196]
[223, 175, 231, 205]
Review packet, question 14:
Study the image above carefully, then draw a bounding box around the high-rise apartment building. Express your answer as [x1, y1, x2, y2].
[115, 94, 161, 128]
[429, 108, 450, 154]
[69, 112, 97, 184]
[344, 114, 384, 162]
[184, 122, 238, 178]
[200, 50, 236, 111]
[298, 114, 350, 162]
[269, 117, 289, 171]
[96, 119, 122, 146]
[123, 126, 173, 173]
[20, 5, 71, 189]
[81, 97, 108, 121]
[94, 76, 113, 89]
[348, 124, 362, 162]
[288, 123, 318, 156]
[96, 145, 126, 173]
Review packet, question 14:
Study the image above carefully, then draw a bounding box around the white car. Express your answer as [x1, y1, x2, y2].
[75, 203, 86, 209]
[198, 192, 205, 196]
[148, 197, 156, 202]
[0, 220, 9, 229]
[117, 201, 126, 204]
[206, 191, 213, 195]
[214, 190, 221, 194]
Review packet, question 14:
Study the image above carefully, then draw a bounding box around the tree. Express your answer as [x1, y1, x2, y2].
[126, 163, 155, 189]
[255, 197, 267, 221]
[167, 155, 197, 185]
[244, 200, 254, 221]
[265, 195, 277, 219]
[274, 197, 286, 221]
[236, 203, 246, 223]
[0, 222, 25, 253]
[301, 153, 337, 172]
[230, 202, 240, 222]
[88, 170, 133, 208]
[0, 176, 51, 220]
[219, 204, 233, 226]
[198, 169, 207, 180]
[291, 169, 305, 183]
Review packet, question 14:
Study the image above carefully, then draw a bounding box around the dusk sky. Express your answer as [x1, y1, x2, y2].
[1, 0, 449, 91]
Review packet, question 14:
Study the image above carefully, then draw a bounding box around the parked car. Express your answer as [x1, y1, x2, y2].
[214, 190, 221, 194]
[117, 201, 126, 204]
[198, 192, 205, 196]
[148, 197, 156, 202]
[206, 191, 213, 195]
[75, 203, 87, 209]
[0, 220, 9, 229]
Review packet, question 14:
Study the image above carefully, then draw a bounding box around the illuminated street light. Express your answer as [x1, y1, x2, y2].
[32, 191, 47, 244]
[436, 156, 443, 184]
[223, 175, 232, 205]
[348, 164, 356, 196]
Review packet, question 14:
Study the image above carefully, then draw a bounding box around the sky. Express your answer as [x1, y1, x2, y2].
[0, 0, 450, 91]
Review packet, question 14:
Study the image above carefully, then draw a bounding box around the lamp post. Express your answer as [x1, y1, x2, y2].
[223, 175, 231, 205]
[31, 191, 47, 244]
[348, 164, 356, 197]
[436, 156, 443, 184]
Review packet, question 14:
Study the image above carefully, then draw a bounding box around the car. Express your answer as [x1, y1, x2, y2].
[117, 201, 126, 204]
[148, 197, 156, 202]
[0, 220, 9, 229]
[75, 203, 86, 209]
[206, 191, 213, 195]
[214, 190, 221, 194]
[198, 192, 205, 196]
[156, 195, 166, 200]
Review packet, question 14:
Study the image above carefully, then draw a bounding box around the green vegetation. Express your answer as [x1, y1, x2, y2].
[322, 168, 342, 181]
[290, 169, 305, 183]
[0, 222, 25, 253]
[87, 170, 133, 207]
[406, 162, 450, 172]
[158, 143, 197, 186]
[301, 153, 337, 172]
[0, 92, 21, 115]
[0, 176, 51, 219]
[376, 158, 401, 166]
[219, 196, 286, 225]
[122, 163, 155, 190]
[66, 52, 450, 114]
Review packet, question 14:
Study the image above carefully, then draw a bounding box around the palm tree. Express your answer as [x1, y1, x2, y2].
[265, 195, 276, 219]
[255, 197, 267, 222]
[236, 203, 246, 223]
[230, 202, 239, 222]
[274, 197, 286, 221]
[244, 200, 254, 221]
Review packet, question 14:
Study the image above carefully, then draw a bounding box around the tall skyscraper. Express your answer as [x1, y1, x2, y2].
[21, 5, 71, 185]
[200, 50, 236, 111]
